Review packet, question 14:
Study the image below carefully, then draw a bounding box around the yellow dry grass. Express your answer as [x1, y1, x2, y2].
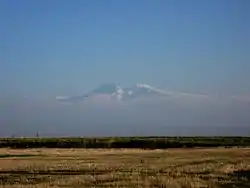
[0, 148, 249, 188]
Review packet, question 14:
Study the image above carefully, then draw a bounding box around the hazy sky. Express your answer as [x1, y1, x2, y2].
[0, 0, 249, 97]
[0, 0, 250, 136]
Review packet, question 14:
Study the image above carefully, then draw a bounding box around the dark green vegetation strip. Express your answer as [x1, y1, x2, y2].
[0, 136, 250, 149]
[0, 154, 41, 158]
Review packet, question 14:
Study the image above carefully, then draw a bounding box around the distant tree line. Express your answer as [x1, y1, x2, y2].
[0, 137, 249, 149]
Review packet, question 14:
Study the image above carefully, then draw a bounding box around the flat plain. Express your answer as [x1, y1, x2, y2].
[0, 148, 249, 188]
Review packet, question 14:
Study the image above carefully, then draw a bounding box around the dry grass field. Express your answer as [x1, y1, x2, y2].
[0, 148, 249, 188]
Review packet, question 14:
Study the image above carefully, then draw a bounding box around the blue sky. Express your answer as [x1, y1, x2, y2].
[0, 0, 249, 97]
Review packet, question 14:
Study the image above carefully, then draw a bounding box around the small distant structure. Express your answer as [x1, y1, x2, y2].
[36, 132, 39, 138]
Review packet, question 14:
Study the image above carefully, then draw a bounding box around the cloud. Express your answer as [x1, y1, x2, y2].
[1, 93, 250, 137]
[231, 95, 250, 103]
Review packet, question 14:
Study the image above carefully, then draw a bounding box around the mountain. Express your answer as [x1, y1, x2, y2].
[56, 83, 121, 104]
[56, 83, 210, 104]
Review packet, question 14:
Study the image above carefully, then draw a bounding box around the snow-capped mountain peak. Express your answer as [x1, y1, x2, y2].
[136, 83, 149, 88]
[134, 83, 169, 94]
[136, 83, 158, 89]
